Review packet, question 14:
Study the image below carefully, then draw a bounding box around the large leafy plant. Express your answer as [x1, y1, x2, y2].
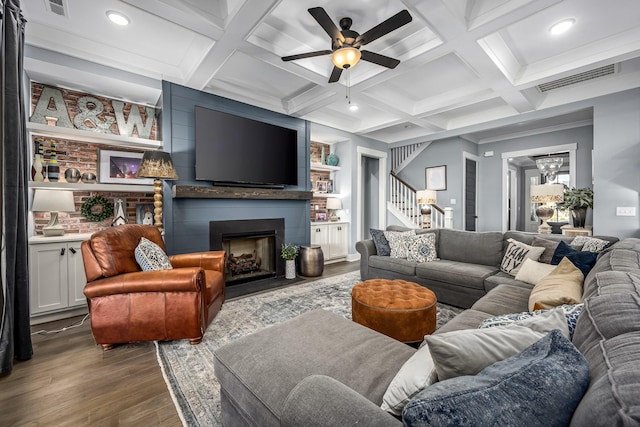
[557, 186, 593, 210]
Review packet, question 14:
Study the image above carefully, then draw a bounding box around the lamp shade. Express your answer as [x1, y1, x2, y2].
[416, 189, 437, 204]
[530, 184, 564, 203]
[136, 150, 178, 180]
[326, 197, 342, 210]
[32, 189, 76, 212]
[331, 47, 361, 69]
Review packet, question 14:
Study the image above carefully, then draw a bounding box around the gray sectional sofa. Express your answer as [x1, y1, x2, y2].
[214, 235, 640, 426]
[356, 226, 616, 308]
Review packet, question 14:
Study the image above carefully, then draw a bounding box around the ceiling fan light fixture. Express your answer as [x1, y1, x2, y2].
[349, 104, 359, 112]
[332, 47, 361, 69]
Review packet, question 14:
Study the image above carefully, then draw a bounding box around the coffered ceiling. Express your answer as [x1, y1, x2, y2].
[21, 0, 640, 144]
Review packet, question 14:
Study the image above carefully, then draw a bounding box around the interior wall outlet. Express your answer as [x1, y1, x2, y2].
[616, 207, 636, 216]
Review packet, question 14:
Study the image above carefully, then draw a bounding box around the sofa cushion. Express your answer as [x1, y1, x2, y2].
[384, 230, 415, 259]
[532, 236, 561, 263]
[471, 284, 531, 316]
[407, 233, 437, 263]
[369, 229, 391, 256]
[514, 258, 556, 285]
[433, 309, 491, 334]
[214, 309, 414, 427]
[594, 270, 640, 296]
[369, 255, 416, 276]
[415, 260, 497, 291]
[425, 308, 569, 381]
[403, 330, 589, 427]
[483, 271, 533, 292]
[529, 257, 584, 311]
[479, 303, 583, 339]
[134, 237, 173, 271]
[437, 229, 504, 266]
[551, 241, 598, 277]
[500, 239, 545, 276]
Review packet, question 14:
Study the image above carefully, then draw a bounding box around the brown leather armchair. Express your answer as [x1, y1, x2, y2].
[81, 224, 225, 350]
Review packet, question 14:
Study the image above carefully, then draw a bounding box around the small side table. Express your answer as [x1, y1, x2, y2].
[298, 245, 324, 277]
[561, 226, 593, 237]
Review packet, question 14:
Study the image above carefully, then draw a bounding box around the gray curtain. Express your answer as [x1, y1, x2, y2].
[0, 0, 32, 374]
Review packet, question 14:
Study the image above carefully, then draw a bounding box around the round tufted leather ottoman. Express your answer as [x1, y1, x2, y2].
[351, 279, 437, 343]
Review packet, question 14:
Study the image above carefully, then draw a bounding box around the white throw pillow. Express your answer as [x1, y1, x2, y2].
[425, 308, 569, 381]
[407, 233, 437, 263]
[514, 258, 557, 285]
[135, 237, 173, 271]
[500, 238, 545, 276]
[380, 344, 438, 416]
[383, 230, 415, 259]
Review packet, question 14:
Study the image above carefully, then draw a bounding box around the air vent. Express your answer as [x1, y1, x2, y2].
[46, 0, 68, 17]
[536, 64, 616, 93]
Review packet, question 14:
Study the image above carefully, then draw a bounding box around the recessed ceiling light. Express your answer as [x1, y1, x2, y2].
[549, 19, 575, 35]
[349, 104, 359, 112]
[106, 10, 130, 26]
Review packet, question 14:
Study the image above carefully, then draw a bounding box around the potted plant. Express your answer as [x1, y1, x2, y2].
[281, 243, 299, 279]
[557, 186, 593, 228]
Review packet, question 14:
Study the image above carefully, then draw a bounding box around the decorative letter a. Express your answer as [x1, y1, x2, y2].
[30, 87, 73, 128]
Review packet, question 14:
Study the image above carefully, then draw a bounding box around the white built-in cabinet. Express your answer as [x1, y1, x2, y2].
[310, 222, 349, 262]
[29, 234, 92, 324]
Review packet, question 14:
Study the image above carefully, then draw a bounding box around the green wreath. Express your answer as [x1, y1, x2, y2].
[81, 195, 113, 222]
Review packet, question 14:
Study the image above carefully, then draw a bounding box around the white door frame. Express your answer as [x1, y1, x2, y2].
[357, 146, 387, 242]
[501, 143, 577, 232]
[462, 152, 479, 231]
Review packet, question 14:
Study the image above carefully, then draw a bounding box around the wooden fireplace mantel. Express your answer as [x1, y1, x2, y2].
[172, 185, 313, 200]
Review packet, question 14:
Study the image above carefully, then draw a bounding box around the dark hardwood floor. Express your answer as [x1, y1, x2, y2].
[0, 261, 358, 426]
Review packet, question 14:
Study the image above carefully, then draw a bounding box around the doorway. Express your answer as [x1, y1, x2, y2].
[357, 147, 387, 242]
[463, 153, 478, 231]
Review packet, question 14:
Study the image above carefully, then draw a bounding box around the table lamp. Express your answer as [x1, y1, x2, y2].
[326, 197, 342, 222]
[32, 189, 76, 236]
[136, 150, 178, 233]
[416, 189, 437, 214]
[530, 183, 564, 234]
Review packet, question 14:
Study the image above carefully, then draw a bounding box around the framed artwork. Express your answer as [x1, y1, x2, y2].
[425, 165, 447, 191]
[315, 211, 327, 222]
[136, 204, 155, 225]
[315, 180, 328, 193]
[326, 179, 334, 194]
[98, 149, 154, 185]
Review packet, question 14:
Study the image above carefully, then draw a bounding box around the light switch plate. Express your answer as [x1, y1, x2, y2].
[616, 207, 636, 216]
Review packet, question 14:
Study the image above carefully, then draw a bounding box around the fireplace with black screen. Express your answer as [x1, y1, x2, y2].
[210, 219, 285, 285]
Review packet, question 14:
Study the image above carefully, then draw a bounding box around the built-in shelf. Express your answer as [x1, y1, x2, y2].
[312, 193, 341, 198]
[28, 181, 154, 193]
[27, 122, 162, 150]
[310, 163, 340, 171]
[173, 185, 313, 200]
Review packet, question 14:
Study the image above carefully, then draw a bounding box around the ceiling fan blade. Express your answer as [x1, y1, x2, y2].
[282, 50, 332, 61]
[308, 7, 345, 43]
[329, 66, 343, 83]
[355, 10, 412, 46]
[361, 50, 400, 69]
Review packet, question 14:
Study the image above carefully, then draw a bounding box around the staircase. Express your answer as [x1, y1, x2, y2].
[388, 144, 447, 229]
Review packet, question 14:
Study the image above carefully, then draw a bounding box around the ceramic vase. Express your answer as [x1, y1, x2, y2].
[31, 142, 45, 182]
[320, 146, 326, 165]
[285, 259, 296, 279]
[47, 142, 59, 182]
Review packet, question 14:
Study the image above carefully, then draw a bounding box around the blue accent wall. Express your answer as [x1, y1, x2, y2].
[161, 81, 311, 254]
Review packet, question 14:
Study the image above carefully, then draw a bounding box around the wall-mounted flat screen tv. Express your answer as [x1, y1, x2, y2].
[195, 106, 298, 187]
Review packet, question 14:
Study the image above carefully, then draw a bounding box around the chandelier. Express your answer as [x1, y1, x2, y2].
[535, 157, 563, 181]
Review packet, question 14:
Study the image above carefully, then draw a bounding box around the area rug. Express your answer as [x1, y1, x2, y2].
[156, 271, 463, 426]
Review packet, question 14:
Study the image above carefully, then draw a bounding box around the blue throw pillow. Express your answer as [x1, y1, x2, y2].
[369, 229, 391, 256]
[403, 330, 590, 427]
[551, 241, 598, 277]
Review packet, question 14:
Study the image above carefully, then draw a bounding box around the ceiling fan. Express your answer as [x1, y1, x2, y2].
[282, 7, 412, 83]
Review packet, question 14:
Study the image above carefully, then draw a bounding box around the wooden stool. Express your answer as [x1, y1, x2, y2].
[351, 279, 437, 343]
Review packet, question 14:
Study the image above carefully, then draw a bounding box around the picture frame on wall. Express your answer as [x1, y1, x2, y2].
[425, 165, 447, 191]
[315, 211, 327, 222]
[98, 149, 154, 185]
[136, 204, 155, 225]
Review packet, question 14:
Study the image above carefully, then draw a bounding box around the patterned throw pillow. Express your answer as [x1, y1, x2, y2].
[407, 233, 437, 263]
[135, 237, 173, 271]
[500, 239, 545, 276]
[370, 229, 391, 256]
[479, 304, 584, 339]
[571, 236, 609, 253]
[384, 230, 416, 259]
